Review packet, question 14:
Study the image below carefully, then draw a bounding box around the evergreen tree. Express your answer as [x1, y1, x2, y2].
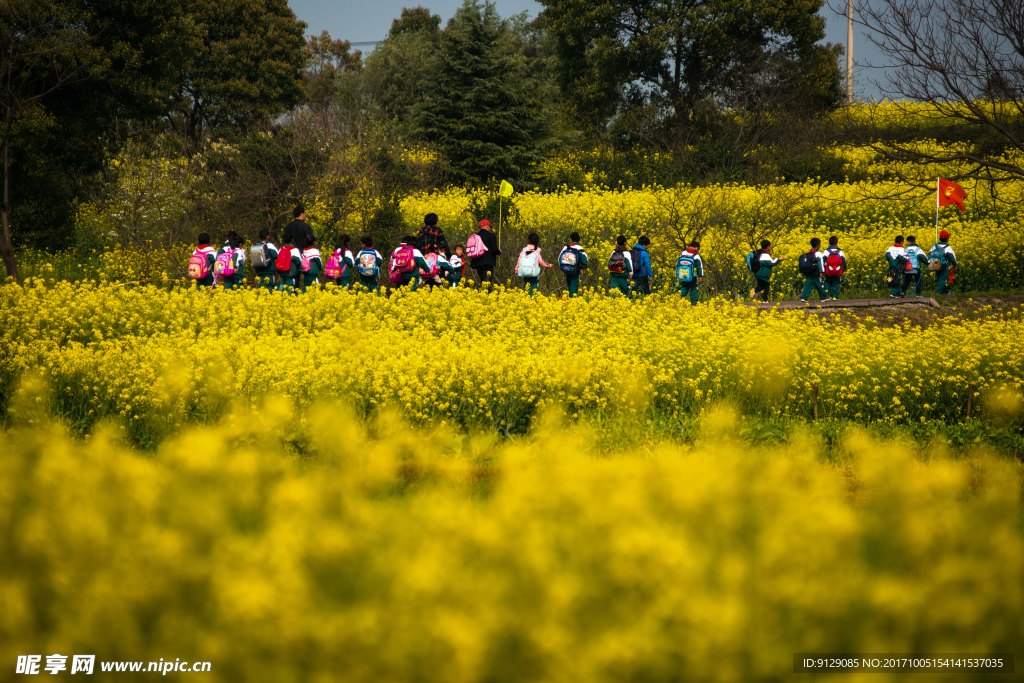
[415, 0, 550, 184]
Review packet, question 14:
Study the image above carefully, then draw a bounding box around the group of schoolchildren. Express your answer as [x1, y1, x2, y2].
[186, 206, 958, 302]
[745, 230, 958, 302]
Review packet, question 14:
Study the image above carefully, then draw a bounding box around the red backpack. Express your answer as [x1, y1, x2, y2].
[824, 247, 844, 276]
[276, 245, 294, 272]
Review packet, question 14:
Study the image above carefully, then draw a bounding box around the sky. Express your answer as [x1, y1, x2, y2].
[287, 0, 888, 99]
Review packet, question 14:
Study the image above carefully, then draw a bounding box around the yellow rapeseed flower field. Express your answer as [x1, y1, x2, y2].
[2, 281, 1022, 442]
[1, 401, 1021, 681]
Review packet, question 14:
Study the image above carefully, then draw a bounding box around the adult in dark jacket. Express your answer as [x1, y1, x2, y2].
[282, 205, 313, 249]
[417, 213, 448, 254]
[469, 219, 500, 290]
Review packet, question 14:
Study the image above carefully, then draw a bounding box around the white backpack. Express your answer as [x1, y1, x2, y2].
[517, 248, 540, 278]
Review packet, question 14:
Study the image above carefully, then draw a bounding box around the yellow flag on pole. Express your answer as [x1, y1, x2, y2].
[498, 180, 514, 197]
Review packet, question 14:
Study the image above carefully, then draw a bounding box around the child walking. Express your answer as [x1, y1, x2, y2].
[516, 233, 552, 296]
[448, 245, 465, 288]
[557, 233, 589, 298]
[301, 235, 323, 293]
[325, 234, 355, 288]
[750, 240, 785, 302]
[188, 233, 217, 288]
[355, 235, 383, 292]
[607, 235, 633, 298]
[252, 229, 279, 291]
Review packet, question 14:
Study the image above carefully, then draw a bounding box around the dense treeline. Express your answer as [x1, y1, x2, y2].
[2, 0, 1020, 281]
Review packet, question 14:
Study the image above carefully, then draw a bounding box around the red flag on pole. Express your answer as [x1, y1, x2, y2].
[937, 178, 967, 213]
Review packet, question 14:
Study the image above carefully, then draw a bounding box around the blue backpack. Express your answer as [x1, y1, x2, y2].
[928, 243, 947, 271]
[676, 252, 697, 282]
[746, 250, 761, 275]
[357, 248, 379, 277]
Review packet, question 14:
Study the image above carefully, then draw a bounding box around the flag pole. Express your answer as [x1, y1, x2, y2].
[934, 177, 940, 245]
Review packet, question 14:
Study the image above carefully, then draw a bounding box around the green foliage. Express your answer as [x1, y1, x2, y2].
[415, 0, 552, 184]
[389, 6, 443, 36]
[539, 0, 842, 139]
[303, 32, 362, 115]
[166, 0, 308, 145]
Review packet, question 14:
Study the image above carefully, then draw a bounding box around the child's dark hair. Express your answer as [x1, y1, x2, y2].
[828, 236, 838, 246]
[424, 213, 438, 226]
[895, 235, 904, 244]
[615, 235, 626, 247]
[454, 243, 464, 252]
[198, 232, 210, 244]
[305, 235, 316, 248]
[810, 237, 821, 249]
[338, 234, 350, 249]
[690, 240, 700, 249]
[528, 232, 539, 246]
[569, 232, 580, 243]
[639, 235, 650, 246]
[403, 235, 418, 245]
[361, 235, 373, 247]
[231, 234, 245, 248]
[259, 228, 270, 240]
[906, 234, 916, 242]
[760, 240, 771, 250]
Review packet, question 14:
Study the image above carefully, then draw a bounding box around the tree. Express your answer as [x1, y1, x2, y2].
[167, 0, 308, 148]
[389, 6, 442, 37]
[539, 0, 840, 142]
[415, 0, 551, 184]
[0, 0, 95, 281]
[363, 8, 442, 128]
[841, 0, 1024, 189]
[303, 31, 362, 116]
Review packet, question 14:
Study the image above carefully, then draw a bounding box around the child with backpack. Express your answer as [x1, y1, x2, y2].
[275, 237, 301, 294]
[885, 235, 909, 298]
[325, 234, 355, 288]
[419, 245, 453, 289]
[389, 236, 429, 291]
[355, 235, 383, 292]
[903, 235, 928, 297]
[607, 235, 633, 298]
[798, 238, 828, 303]
[631, 236, 653, 296]
[214, 233, 246, 290]
[251, 229, 279, 291]
[448, 244, 465, 288]
[187, 233, 217, 288]
[929, 230, 958, 295]
[675, 241, 703, 306]
[749, 240, 785, 302]
[557, 233, 589, 298]
[822, 236, 847, 300]
[516, 233, 553, 296]
[301, 235, 323, 293]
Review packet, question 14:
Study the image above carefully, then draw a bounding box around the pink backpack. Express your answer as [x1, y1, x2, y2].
[465, 233, 487, 258]
[213, 251, 235, 279]
[392, 245, 416, 273]
[420, 252, 440, 278]
[325, 249, 347, 279]
[188, 250, 211, 279]
[300, 251, 313, 273]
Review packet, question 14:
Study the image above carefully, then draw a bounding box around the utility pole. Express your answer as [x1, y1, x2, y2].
[846, 0, 854, 105]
